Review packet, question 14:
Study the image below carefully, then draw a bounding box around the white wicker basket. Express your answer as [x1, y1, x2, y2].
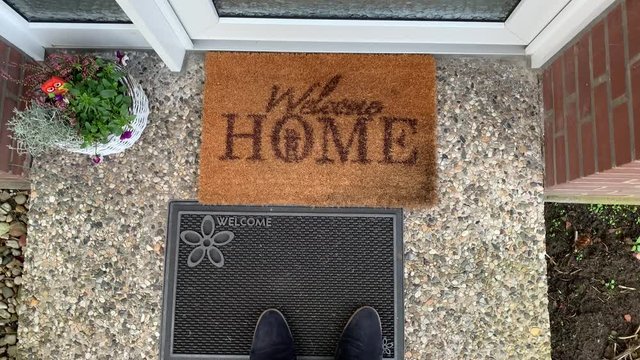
[56, 72, 149, 156]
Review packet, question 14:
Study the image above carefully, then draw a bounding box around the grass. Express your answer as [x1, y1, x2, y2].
[587, 204, 640, 228]
[632, 237, 640, 254]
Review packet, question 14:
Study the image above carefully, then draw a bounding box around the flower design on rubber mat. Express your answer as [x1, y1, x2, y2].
[382, 337, 394, 356]
[180, 215, 234, 268]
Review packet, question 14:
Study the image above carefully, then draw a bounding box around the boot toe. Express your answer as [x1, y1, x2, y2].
[336, 306, 383, 360]
[250, 309, 296, 360]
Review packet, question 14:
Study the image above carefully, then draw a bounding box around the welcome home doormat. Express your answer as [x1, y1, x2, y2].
[199, 52, 437, 207]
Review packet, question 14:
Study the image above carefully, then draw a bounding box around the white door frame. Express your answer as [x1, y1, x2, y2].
[0, 0, 617, 71]
[526, 0, 616, 68]
[0, 1, 151, 61]
[0, 0, 190, 71]
[169, 0, 567, 56]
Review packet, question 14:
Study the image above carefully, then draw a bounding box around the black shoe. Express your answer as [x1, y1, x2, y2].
[250, 309, 296, 360]
[335, 306, 383, 360]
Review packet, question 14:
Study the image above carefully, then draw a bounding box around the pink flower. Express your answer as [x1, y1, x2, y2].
[120, 130, 133, 140]
[91, 155, 103, 165]
[116, 51, 129, 66]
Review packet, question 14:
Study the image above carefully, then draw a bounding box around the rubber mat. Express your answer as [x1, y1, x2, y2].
[161, 201, 404, 360]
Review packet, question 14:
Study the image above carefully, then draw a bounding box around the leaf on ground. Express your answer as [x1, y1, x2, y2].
[575, 234, 593, 250]
[624, 314, 632, 322]
[529, 327, 542, 336]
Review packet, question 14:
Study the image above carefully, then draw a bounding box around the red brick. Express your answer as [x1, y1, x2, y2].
[9, 134, 26, 177]
[552, 60, 565, 132]
[0, 41, 7, 55]
[544, 119, 555, 186]
[573, 178, 629, 184]
[0, 98, 18, 173]
[621, 162, 640, 168]
[0, 39, 30, 181]
[0, 98, 16, 127]
[543, 69, 554, 113]
[9, 150, 26, 176]
[632, 62, 640, 159]
[612, 103, 632, 165]
[628, 0, 640, 59]
[608, 5, 627, 99]
[576, 37, 592, 119]
[4, 74, 21, 98]
[555, 135, 567, 184]
[21, 63, 38, 104]
[565, 101, 580, 180]
[594, 84, 612, 171]
[7, 48, 21, 67]
[581, 122, 596, 176]
[592, 23, 607, 79]
[6, 48, 23, 98]
[564, 47, 577, 96]
[17, 99, 27, 111]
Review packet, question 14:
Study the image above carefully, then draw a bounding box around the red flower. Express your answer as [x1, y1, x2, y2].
[40, 76, 67, 96]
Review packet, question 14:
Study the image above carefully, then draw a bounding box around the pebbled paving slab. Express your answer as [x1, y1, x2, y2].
[17, 52, 550, 359]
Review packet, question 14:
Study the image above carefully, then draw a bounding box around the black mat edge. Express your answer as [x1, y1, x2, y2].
[160, 201, 404, 360]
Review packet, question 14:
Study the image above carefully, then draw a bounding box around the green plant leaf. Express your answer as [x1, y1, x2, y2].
[100, 89, 117, 98]
[59, 60, 136, 146]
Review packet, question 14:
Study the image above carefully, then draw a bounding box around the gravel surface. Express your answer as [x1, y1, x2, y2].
[0, 190, 28, 360]
[17, 52, 550, 359]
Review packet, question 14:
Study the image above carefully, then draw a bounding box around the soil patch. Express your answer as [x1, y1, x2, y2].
[546, 203, 640, 360]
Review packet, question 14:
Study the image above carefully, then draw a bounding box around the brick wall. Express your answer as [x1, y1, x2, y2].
[543, 0, 640, 202]
[0, 37, 30, 189]
[545, 161, 640, 203]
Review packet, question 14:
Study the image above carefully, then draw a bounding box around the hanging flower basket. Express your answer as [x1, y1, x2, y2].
[2, 52, 149, 163]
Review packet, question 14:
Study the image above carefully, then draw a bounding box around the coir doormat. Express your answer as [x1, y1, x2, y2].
[199, 52, 437, 207]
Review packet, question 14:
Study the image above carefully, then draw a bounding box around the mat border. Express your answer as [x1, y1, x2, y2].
[160, 201, 404, 360]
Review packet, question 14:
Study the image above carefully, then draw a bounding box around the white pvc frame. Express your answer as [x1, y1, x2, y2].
[0, 1, 151, 61]
[526, 0, 616, 68]
[168, 0, 574, 60]
[172, 0, 568, 44]
[0, 0, 617, 71]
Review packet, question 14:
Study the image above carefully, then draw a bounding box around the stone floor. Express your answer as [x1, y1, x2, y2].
[17, 52, 550, 359]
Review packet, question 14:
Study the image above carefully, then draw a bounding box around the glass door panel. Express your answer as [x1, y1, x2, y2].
[212, 0, 522, 21]
[4, 0, 130, 23]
